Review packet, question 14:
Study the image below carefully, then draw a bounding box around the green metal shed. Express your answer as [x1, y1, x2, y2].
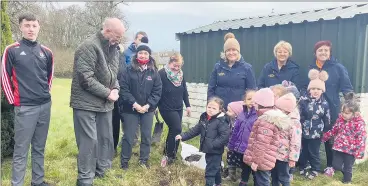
[176, 4, 368, 93]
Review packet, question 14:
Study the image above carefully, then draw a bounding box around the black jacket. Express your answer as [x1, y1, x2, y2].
[1, 38, 54, 106]
[119, 60, 162, 113]
[157, 68, 190, 111]
[181, 112, 230, 154]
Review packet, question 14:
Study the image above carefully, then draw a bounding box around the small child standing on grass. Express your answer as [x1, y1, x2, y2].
[226, 90, 257, 185]
[272, 93, 302, 186]
[243, 88, 292, 186]
[322, 94, 367, 184]
[176, 97, 230, 186]
[298, 69, 331, 180]
[281, 80, 302, 181]
[223, 101, 246, 179]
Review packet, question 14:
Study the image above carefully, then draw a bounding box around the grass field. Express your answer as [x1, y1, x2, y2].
[1, 78, 368, 186]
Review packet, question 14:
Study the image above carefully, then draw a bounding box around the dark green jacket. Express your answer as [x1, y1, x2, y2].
[70, 32, 120, 112]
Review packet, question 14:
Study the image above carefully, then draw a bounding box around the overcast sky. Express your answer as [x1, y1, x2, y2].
[59, 2, 362, 51]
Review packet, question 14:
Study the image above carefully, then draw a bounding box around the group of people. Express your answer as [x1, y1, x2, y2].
[1, 12, 367, 186]
[176, 33, 366, 186]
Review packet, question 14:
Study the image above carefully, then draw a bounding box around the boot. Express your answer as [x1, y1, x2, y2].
[224, 167, 237, 182]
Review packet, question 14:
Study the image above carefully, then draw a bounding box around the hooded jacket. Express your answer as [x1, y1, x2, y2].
[227, 106, 258, 154]
[243, 109, 291, 171]
[306, 57, 353, 124]
[123, 42, 136, 65]
[323, 114, 367, 159]
[276, 109, 302, 162]
[299, 93, 331, 139]
[181, 112, 230, 154]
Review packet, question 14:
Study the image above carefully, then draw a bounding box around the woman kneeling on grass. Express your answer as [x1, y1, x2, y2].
[176, 97, 230, 186]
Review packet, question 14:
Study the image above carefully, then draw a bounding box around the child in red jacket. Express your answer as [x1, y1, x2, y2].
[322, 95, 367, 184]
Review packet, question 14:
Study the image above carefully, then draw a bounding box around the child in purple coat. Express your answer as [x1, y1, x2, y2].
[226, 90, 258, 186]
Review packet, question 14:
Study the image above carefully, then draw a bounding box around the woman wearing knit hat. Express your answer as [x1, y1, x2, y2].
[298, 69, 331, 180]
[119, 42, 162, 170]
[258, 41, 303, 91]
[305, 40, 354, 175]
[272, 93, 302, 186]
[207, 32, 257, 110]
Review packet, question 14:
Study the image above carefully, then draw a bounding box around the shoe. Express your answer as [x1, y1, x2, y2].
[121, 162, 129, 170]
[167, 157, 175, 165]
[94, 172, 104, 179]
[222, 167, 229, 178]
[305, 171, 318, 180]
[299, 169, 307, 176]
[32, 182, 49, 186]
[76, 181, 93, 186]
[239, 181, 248, 186]
[342, 181, 352, 185]
[139, 161, 150, 169]
[324, 167, 334, 177]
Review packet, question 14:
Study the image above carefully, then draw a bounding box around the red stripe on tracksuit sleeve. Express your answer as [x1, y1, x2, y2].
[1, 43, 18, 105]
[11, 68, 20, 106]
[41, 45, 54, 90]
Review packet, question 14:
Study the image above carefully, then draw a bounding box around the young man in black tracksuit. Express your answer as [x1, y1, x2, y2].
[119, 43, 162, 169]
[1, 13, 54, 186]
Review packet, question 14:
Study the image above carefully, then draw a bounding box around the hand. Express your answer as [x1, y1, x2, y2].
[186, 107, 191, 117]
[142, 104, 150, 112]
[289, 160, 296, 168]
[133, 102, 144, 113]
[107, 90, 119, 101]
[250, 163, 258, 171]
[111, 88, 119, 96]
[175, 135, 182, 141]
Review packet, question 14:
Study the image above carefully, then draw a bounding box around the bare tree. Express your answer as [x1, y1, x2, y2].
[81, 1, 129, 36]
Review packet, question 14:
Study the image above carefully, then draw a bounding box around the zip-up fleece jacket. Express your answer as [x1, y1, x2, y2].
[323, 114, 367, 159]
[1, 38, 54, 106]
[181, 112, 230, 155]
[243, 109, 291, 171]
[70, 32, 120, 112]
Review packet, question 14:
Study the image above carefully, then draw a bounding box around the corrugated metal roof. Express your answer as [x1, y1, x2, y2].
[178, 3, 368, 35]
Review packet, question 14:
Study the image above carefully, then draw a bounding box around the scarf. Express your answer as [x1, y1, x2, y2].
[164, 64, 183, 87]
[137, 58, 150, 65]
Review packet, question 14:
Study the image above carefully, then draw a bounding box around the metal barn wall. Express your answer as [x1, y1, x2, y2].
[179, 14, 368, 93]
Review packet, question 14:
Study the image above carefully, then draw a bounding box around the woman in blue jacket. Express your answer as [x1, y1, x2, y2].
[306, 40, 354, 176]
[207, 33, 257, 109]
[258, 40, 303, 91]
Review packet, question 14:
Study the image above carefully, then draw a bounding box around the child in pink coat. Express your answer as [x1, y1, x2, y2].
[322, 96, 366, 184]
[272, 93, 302, 186]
